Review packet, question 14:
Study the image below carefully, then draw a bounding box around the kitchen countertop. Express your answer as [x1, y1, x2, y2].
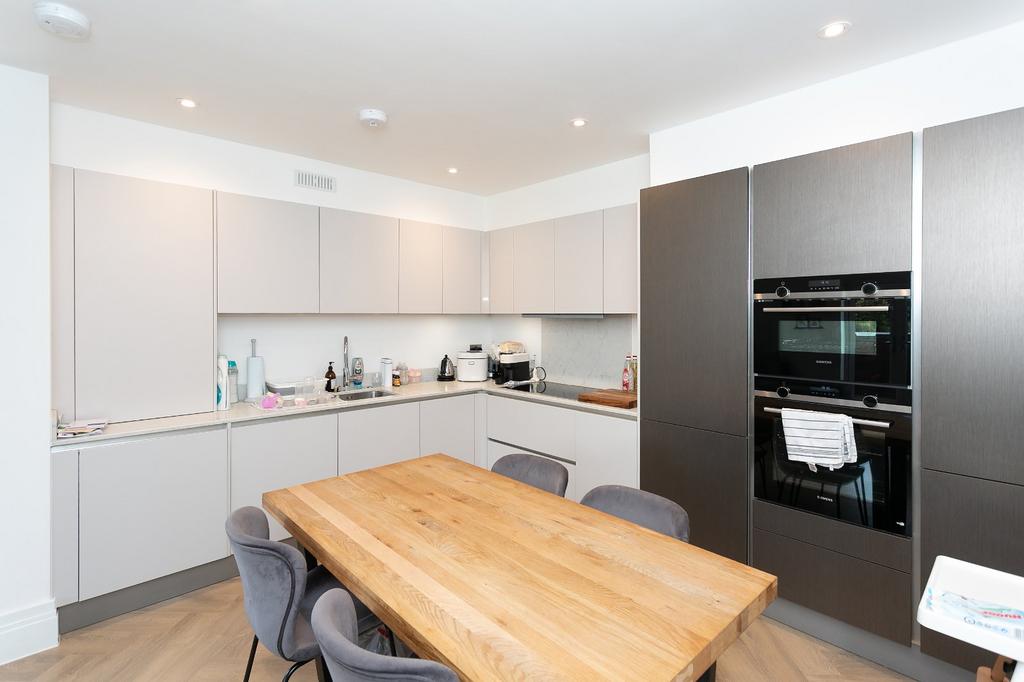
[53, 380, 637, 449]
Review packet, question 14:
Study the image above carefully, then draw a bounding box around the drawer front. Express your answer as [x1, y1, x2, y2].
[79, 429, 229, 600]
[753, 500, 911, 573]
[574, 412, 638, 497]
[486, 396, 575, 463]
[753, 528, 912, 645]
[231, 413, 338, 541]
[487, 439, 576, 500]
[921, 469, 1024, 670]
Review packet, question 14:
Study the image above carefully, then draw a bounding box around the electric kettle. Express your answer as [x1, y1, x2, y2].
[437, 354, 456, 382]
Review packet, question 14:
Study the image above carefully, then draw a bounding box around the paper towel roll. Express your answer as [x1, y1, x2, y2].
[246, 356, 265, 401]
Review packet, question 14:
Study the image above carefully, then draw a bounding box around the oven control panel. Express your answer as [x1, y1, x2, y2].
[754, 270, 910, 297]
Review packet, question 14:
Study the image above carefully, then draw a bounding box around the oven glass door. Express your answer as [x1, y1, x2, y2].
[754, 299, 910, 386]
[753, 397, 911, 535]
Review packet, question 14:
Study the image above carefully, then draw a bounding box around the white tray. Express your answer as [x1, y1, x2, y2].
[918, 555, 1024, 662]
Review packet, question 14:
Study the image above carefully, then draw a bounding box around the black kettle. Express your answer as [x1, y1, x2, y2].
[437, 354, 456, 382]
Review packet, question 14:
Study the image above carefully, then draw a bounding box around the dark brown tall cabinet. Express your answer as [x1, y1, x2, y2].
[752, 133, 913, 278]
[639, 167, 750, 563]
[921, 107, 1024, 670]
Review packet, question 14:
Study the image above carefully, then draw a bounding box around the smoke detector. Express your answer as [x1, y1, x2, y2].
[33, 2, 91, 39]
[359, 109, 388, 128]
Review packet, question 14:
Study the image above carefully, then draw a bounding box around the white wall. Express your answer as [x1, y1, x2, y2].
[51, 104, 487, 229]
[486, 154, 649, 229]
[650, 20, 1024, 185]
[0, 65, 57, 664]
[219, 314, 541, 386]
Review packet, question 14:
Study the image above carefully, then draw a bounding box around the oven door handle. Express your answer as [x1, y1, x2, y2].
[763, 406, 890, 429]
[760, 305, 890, 313]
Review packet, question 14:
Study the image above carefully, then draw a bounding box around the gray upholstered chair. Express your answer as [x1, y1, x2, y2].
[226, 506, 379, 682]
[491, 453, 569, 497]
[579, 485, 690, 542]
[312, 588, 459, 682]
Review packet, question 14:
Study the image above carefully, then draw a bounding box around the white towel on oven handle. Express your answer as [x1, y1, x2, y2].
[781, 408, 858, 473]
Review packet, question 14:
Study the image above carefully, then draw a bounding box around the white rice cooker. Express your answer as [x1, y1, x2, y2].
[456, 350, 489, 382]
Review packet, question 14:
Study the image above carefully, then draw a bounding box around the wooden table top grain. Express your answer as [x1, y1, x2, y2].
[263, 454, 777, 681]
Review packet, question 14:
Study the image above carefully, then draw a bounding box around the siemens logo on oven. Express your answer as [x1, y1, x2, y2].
[815, 360, 833, 365]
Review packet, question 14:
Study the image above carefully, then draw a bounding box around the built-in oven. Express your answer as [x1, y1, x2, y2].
[754, 271, 911, 390]
[753, 386, 912, 536]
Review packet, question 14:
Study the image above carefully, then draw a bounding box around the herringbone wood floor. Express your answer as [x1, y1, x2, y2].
[0, 578, 909, 681]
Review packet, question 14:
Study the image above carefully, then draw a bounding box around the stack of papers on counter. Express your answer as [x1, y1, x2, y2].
[57, 418, 109, 439]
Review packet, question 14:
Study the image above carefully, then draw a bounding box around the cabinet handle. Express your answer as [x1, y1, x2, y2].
[760, 306, 889, 313]
[763, 406, 890, 429]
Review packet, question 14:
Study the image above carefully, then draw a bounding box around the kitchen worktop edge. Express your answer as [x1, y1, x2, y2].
[52, 381, 637, 449]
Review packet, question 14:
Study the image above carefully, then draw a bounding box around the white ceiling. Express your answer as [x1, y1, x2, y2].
[3, 1, 1024, 195]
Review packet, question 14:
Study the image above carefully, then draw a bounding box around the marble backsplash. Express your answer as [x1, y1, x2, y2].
[540, 316, 636, 389]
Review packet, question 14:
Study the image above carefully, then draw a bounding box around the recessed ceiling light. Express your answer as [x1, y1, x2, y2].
[570, 118, 588, 128]
[177, 98, 198, 109]
[817, 20, 852, 39]
[447, 167, 459, 175]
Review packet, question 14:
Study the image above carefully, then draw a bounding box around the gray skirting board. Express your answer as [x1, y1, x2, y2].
[766, 598, 968, 682]
[57, 556, 239, 634]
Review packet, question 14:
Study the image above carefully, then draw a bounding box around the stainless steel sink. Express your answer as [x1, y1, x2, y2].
[335, 390, 392, 401]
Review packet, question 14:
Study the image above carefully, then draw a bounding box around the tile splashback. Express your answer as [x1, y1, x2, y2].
[540, 316, 636, 389]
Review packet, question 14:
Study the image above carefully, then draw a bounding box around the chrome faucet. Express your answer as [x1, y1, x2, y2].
[342, 336, 349, 390]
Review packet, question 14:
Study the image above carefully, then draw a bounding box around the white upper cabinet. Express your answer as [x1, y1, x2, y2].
[399, 220, 443, 313]
[51, 165, 75, 421]
[554, 211, 603, 313]
[75, 170, 215, 422]
[488, 227, 515, 313]
[602, 203, 638, 314]
[513, 220, 555, 313]
[217, 192, 319, 313]
[442, 226, 482, 314]
[320, 208, 399, 313]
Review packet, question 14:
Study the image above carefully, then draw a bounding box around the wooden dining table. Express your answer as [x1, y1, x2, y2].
[263, 454, 777, 681]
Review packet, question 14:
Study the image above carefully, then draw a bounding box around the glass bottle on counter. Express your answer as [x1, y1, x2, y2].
[324, 362, 337, 392]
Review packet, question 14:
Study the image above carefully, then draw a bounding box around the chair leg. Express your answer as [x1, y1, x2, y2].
[384, 626, 398, 656]
[315, 655, 332, 682]
[281, 659, 310, 682]
[243, 635, 258, 682]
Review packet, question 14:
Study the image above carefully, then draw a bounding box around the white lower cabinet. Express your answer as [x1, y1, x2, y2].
[231, 413, 338, 540]
[339, 403, 420, 474]
[486, 438, 578, 500]
[52, 449, 79, 607]
[486, 395, 637, 502]
[419, 395, 476, 464]
[486, 395, 575, 461]
[573, 412, 638, 496]
[78, 428, 229, 600]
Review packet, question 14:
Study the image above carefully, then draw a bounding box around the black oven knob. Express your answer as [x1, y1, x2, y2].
[863, 395, 879, 408]
[776, 386, 791, 398]
[775, 286, 790, 298]
[861, 282, 878, 296]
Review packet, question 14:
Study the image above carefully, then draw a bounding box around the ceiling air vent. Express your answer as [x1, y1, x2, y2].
[294, 170, 336, 192]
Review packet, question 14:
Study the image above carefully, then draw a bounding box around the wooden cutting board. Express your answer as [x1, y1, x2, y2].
[577, 389, 638, 409]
